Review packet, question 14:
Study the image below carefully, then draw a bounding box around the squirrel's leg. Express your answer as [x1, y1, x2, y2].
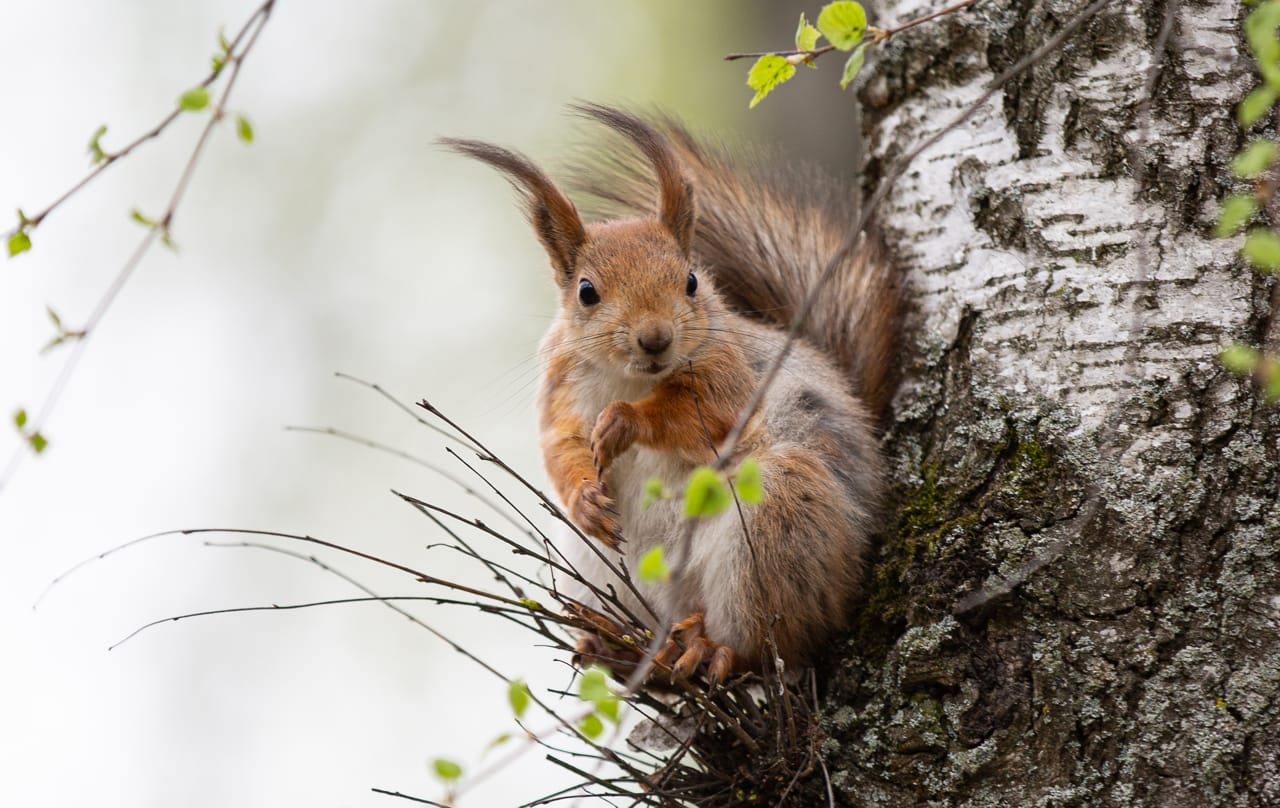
[541, 389, 624, 548]
[590, 372, 741, 471]
[565, 602, 644, 677]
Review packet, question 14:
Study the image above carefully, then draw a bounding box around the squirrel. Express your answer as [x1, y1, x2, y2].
[442, 103, 900, 683]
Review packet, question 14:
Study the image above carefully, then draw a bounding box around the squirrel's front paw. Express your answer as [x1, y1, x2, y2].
[568, 479, 623, 549]
[590, 401, 639, 475]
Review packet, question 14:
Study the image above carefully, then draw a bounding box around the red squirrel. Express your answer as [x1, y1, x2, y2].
[443, 104, 900, 682]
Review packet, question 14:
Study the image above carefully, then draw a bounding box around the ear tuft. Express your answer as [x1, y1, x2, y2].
[570, 103, 695, 254]
[439, 137, 586, 285]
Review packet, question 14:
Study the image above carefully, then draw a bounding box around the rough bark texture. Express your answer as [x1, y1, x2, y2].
[803, 0, 1280, 805]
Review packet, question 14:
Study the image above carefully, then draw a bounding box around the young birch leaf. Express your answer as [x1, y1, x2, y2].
[733, 457, 764, 505]
[796, 13, 821, 62]
[8, 230, 31, 257]
[637, 545, 670, 583]
[840, 43, 868, 89]
[1216, 194, 1257, 239]
[431, 758, 462, 783]
[579, 666, 612, 705]
[519, 597, 544, 611]
[507, 679, 531, 719]
[29, 433, 48, 454]
[684, 466, 731, 518]
[179, 86, 210, 111]
[87, 125, 108, 165]
[130, 209, 157, 228]
[1231, 140, 1278, 178]
[236, 114, 255, 143]
[578, 712, 605, 739]
[1239, 86, 1277, 127]
[14, 409, 27, 429]
[1220, 344, 1261, 374]
[1262, 359, 1280, 403]
[1243, 229, 1280, 271]
[817, 1, 867, 51]
[641, 477, 665, 510]
[747, 54, 796, 109]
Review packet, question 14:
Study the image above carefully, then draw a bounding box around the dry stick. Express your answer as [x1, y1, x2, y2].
[416, 398, 661, 624]
[109, 595, 543, 651]
[285, 425, 529, 536]
[204, 539, 522, 680]
[722, 0, 982, 61]
[716, 0, 1115, 469]
[0, 0, 276, 496]
[334, 372, 481, 452]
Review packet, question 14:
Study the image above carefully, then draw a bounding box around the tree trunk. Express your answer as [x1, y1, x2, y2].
[809, 0, 1280, 805]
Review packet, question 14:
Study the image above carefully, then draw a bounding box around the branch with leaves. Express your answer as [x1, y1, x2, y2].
[2, 0, 274, 491]
[729, 0, 981, 107]
[1214, 0, 1280, 404]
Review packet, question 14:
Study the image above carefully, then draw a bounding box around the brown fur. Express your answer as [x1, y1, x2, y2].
[443, 106, 896, 672]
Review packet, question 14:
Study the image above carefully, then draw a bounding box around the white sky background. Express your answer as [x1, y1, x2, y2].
[0, 1, 766, 806]
[0, 0, 877, 804]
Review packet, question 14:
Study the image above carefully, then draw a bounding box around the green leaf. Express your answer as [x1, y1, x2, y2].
[236, 114, 254, 143]
[1216, 194, 1257, 239]
[596, 696, 620, 723]
[179, 86, 210, 112]
[1239, 86, 1276, 127]
[217, 25, 231, 54]
[1246, 3, 1280, 67]
[8, 230, 31, 257]
[579, 666, 612, 704]
[1262, 359, 1280, 403]
[14, 409, 27, 429]
[130, 209, 157, 228]
[487, 732, 512, 749]
[641, 477, 665, 510]
[795, 13, 821, 52]
[40, 334, 67, 355]
[211, 54, 225, 74]
[431, 758, 462, 782]
[578, 712, 604, 739]
[747, 54, 797, 109]
[46, 306, 62, 329]
[1232, 140, 1278, 178]
[733, 457, 764, 505]
[1220, 343, 1260, 374]
[840, 44, 867, 90]
[1242, 229, 1280, 271]
[29, 432, 48, 454]
[507, 679, 530, 719]
[87, 124, 108, 165]
[637, 545, 670, 583]
[518, 597, 543, 611]
[684, 466, 732, 518]
[817, 1, 867, 51]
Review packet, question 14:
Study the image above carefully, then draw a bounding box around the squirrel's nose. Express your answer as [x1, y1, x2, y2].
[636, 325, 673, 356]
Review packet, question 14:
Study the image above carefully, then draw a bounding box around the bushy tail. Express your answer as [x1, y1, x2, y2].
[567, 105, 902, 422]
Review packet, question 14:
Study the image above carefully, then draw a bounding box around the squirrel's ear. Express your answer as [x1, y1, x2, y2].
[571, 103, 694, 255]
[439, 138, 586, 286]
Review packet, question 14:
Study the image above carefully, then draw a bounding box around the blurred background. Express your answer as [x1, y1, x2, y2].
[0, 1, 861, 805]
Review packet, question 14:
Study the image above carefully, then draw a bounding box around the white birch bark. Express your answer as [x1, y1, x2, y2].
[808, 1, 1280, 805]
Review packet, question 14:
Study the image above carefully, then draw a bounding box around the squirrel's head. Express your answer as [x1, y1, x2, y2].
[442, 104, 716, 379]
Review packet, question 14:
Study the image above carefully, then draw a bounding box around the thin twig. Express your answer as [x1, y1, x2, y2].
[0, 0, 276, 496]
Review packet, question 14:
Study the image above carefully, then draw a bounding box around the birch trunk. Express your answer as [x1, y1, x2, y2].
[809, 0, 1280, 804]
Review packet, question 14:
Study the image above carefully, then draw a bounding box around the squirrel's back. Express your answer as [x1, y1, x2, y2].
[568, 113, 902, 421]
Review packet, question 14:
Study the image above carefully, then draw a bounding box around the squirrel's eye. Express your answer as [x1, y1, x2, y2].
[577, 278, 600, 306]
[686, 272, 698, 297]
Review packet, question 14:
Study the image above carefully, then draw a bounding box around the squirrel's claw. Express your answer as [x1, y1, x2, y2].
[590, 401, 639, 474]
